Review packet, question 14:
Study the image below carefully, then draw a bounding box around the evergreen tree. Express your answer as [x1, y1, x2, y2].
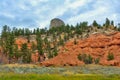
[46, 41, 52, 59]
[105, 18, 110, 28]
[58, 36, 64, 46]
[111, 20, 114, 26]
[64, 34, 68, 42]
[1, 25, 10, 39]
[1, 25, 14, 57]
[31, 42, 37, 51]
[8, 33, 15, 58]
[80, 22, 88, 31]
[21, 43, 31, 63]
[92, 20, 98, 27]
[14, 44, 20, 60]
[36, 34, 43, 55]
[53, 46, 58, 56]
[118, 23, 120, 31]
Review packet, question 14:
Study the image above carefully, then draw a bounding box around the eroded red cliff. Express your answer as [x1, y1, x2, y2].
[41, 32, 120, 66]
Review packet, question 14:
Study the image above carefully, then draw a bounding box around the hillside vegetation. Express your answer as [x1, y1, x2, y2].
[0, 18, 120, 66]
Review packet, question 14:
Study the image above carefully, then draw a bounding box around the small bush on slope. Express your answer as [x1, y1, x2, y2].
[78, 54, 93, 64]
[107, 52, 114, 61]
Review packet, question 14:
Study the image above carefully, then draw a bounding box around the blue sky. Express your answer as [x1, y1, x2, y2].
[0, 0, 120, 30]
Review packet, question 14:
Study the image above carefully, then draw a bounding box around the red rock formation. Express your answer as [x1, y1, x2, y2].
[41, 32, 120, 67]
[15, 37, 36, 49]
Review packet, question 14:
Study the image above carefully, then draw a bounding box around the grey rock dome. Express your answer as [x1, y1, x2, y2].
[50, 18, 65, 28]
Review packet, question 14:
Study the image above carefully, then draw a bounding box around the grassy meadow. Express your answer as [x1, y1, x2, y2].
[0, 73, 120, 80]
[0, 64, 120, 80]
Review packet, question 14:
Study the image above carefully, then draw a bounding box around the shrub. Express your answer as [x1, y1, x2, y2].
[84, 54, 93, 64]
[77, 54, 82, 61]
[94, 58, 100, 64]
[78, 53, 93, 64]
[107, 52, 114, 61]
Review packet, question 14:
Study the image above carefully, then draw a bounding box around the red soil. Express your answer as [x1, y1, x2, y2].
[41, 32, 120, 66]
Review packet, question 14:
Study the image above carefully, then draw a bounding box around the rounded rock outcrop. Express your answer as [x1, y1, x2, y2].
[50, 18, 65, 28]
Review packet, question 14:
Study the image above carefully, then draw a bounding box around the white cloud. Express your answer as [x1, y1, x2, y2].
[0, 0, 119, 29]
[66, 0, 120, 25]
[29, 0, 48, 6]
[36, 0, 93, 28]
[67, 6, 107, 24]
[67, 0, 92, 9]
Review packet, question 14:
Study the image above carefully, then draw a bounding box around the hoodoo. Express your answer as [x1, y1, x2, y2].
[50, 18, 65, 28]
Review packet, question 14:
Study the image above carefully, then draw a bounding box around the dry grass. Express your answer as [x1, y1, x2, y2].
[2, 63, 38, 68]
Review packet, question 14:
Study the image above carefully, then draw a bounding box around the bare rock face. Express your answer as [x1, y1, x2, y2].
[50, 18, 65, 28]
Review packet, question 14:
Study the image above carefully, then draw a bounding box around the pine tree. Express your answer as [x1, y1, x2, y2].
[21, 43, 31, 63]
[8, 33, 15, 60]
[58, 36, 64, 46]
[1, 29, 15, 63]
[31, 42, 37, 51]
[14, 44, 20, 60]
[36, 34, 43, 55]
[93, 20, 98, 27]
[53, 46, 58, 56]
[111, 20, 114, 26]
[105, 18, 110, 28]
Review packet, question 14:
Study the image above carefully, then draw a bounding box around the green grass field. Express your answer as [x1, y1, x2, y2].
[0, 64, 120, 80]
[0, 73, 120, 80]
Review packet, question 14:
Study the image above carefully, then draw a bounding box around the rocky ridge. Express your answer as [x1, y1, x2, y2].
[41, 32, 120, 67]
